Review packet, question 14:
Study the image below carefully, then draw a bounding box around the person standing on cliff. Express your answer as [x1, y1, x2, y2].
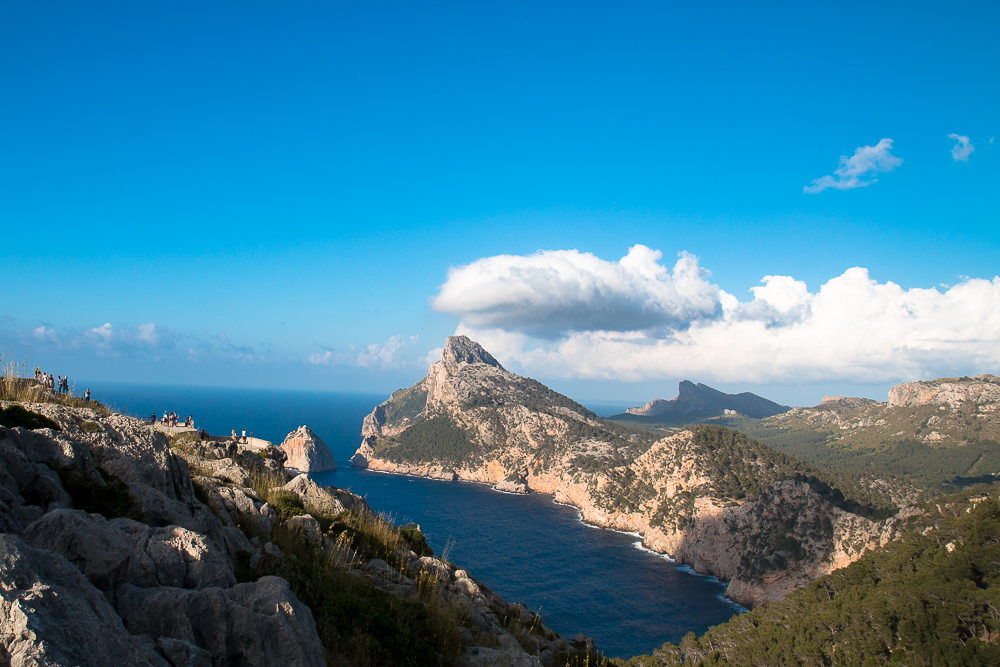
[84, 388, 91, 401]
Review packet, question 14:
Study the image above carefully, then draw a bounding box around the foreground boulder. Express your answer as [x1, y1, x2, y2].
[0, 534, 168, 666]
[280, 426, 336, 473]
[116, 576, 325, 667]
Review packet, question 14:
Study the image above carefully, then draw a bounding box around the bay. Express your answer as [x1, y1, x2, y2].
[86, 383, 743, 659]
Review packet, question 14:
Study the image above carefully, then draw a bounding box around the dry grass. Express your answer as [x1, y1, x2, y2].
[1, 355, 109, 414]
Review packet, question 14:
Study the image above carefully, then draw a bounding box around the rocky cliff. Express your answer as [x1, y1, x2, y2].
[353, 336, 910, 607]
[0, 396, 592, 666]
[888, 373, 1000, 409]
[280, 425, 337, 472]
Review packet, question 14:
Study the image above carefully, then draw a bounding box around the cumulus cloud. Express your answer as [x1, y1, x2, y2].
[357, 335, 418, 369]
[33, 326, 58, 343]
[804, 138, 902, 194]
[433, 245, 720, 337]
[437, 247, 1000, 384]
[82, 322, 178, 356]
[309, 335, 420, 369]
[949, 133, 974, 162]
[308, 350, 335, 365]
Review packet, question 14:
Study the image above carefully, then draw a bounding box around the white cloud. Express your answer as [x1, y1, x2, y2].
[437, 247, 1000, 384]
[308, 336, 421, 369]
[804, 138, 902, 194]
[136, 322, 160, 345]
[422, 347, 444, 367]
[433, 245, 721, 337]
[356, 335, 418, 369]
[948, 133, 974, 162]
[89, 322, 115, 344]
[33, 326, 58, 343]
[308, 350, 335, 365]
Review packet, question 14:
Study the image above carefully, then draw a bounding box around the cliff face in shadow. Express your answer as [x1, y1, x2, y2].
[352, 336, 912, 607]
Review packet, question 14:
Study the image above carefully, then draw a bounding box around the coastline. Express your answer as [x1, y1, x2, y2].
[348, 458, 740, 601]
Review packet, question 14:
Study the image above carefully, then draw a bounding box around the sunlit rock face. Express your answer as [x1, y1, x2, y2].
[280, 425, 336, 472]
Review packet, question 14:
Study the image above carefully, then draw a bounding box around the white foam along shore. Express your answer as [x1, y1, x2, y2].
[357, 465, 736, 597]
[370, 468, 728, 602]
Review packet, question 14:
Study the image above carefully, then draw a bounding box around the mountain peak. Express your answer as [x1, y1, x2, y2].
[441, 335, 504, 371]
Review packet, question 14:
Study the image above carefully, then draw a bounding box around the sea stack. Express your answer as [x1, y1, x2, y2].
[280, 425, 337, 472]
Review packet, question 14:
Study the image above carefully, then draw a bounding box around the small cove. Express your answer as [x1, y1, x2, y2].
[88, 383, 744, 659]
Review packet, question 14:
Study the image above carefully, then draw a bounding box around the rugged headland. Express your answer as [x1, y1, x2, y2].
[616, 381, 789, 424]
[351, 336, 916, 608]
[0, 390, 598, 666]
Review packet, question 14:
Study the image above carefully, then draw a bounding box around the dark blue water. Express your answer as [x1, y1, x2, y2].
[87, 383, 743, 659]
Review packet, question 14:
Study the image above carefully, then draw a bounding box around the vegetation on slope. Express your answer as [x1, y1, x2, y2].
[374, 415, 479, 464]
[0, 404, 62, 430]
[717, 402, 1000, 489]
[381, 385, 429, 431]
[597, 426, 900, 529]
[617, 486, 1000, 666]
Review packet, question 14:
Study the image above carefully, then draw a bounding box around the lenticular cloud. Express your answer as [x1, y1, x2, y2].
[434, 246, 1000, 383]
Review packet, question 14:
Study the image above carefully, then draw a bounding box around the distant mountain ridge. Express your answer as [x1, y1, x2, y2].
[617, 380, 790, 423]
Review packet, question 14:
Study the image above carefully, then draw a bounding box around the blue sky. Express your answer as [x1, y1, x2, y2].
[2, 1, 997, 407]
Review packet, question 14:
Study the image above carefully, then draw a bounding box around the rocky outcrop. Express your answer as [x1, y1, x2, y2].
[623, 380, 789, 421]
[115, 576, 325, 667]
[281, 473, 358, 516]
[888, 373, 1000, 408]
[0, 534, 168, 666]
[22, 509, 236, 594]
[280, 426, 336, 472]
[0, 404, 326, 665]
[353, 336, 913, 608]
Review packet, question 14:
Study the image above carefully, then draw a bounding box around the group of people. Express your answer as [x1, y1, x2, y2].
[231, 428, 250, 444]
[33, 367, 70, 395]
[152, 411, 193, 428]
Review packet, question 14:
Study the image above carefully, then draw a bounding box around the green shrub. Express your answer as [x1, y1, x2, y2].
[401, 528, 434, 557]
[270, 490, 305, 520]
[631, 491, 1000, 666]
[55, 465, 146, 522]
[78, 420, 102, 433]
[242, 520, 465, 665]
[0, 405, 60, 431]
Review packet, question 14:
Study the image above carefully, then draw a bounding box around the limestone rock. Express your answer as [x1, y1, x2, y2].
[156, 637, 213, 667]
[282, 474, 347, 516]
[22, 509, 235, 593]
[888, 373, 1000, 408]
[440, 335, 504, 372]
[0, 534, 168, 666]
[116, 576, 326, 667]
[280, 426, 336, 473]
[283, 514, 322, 544]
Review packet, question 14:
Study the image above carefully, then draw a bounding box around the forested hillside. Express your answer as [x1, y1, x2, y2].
[615, 484, 1000, 666]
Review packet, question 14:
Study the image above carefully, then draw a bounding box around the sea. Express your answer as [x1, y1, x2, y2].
[87, 383, 744, 659]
